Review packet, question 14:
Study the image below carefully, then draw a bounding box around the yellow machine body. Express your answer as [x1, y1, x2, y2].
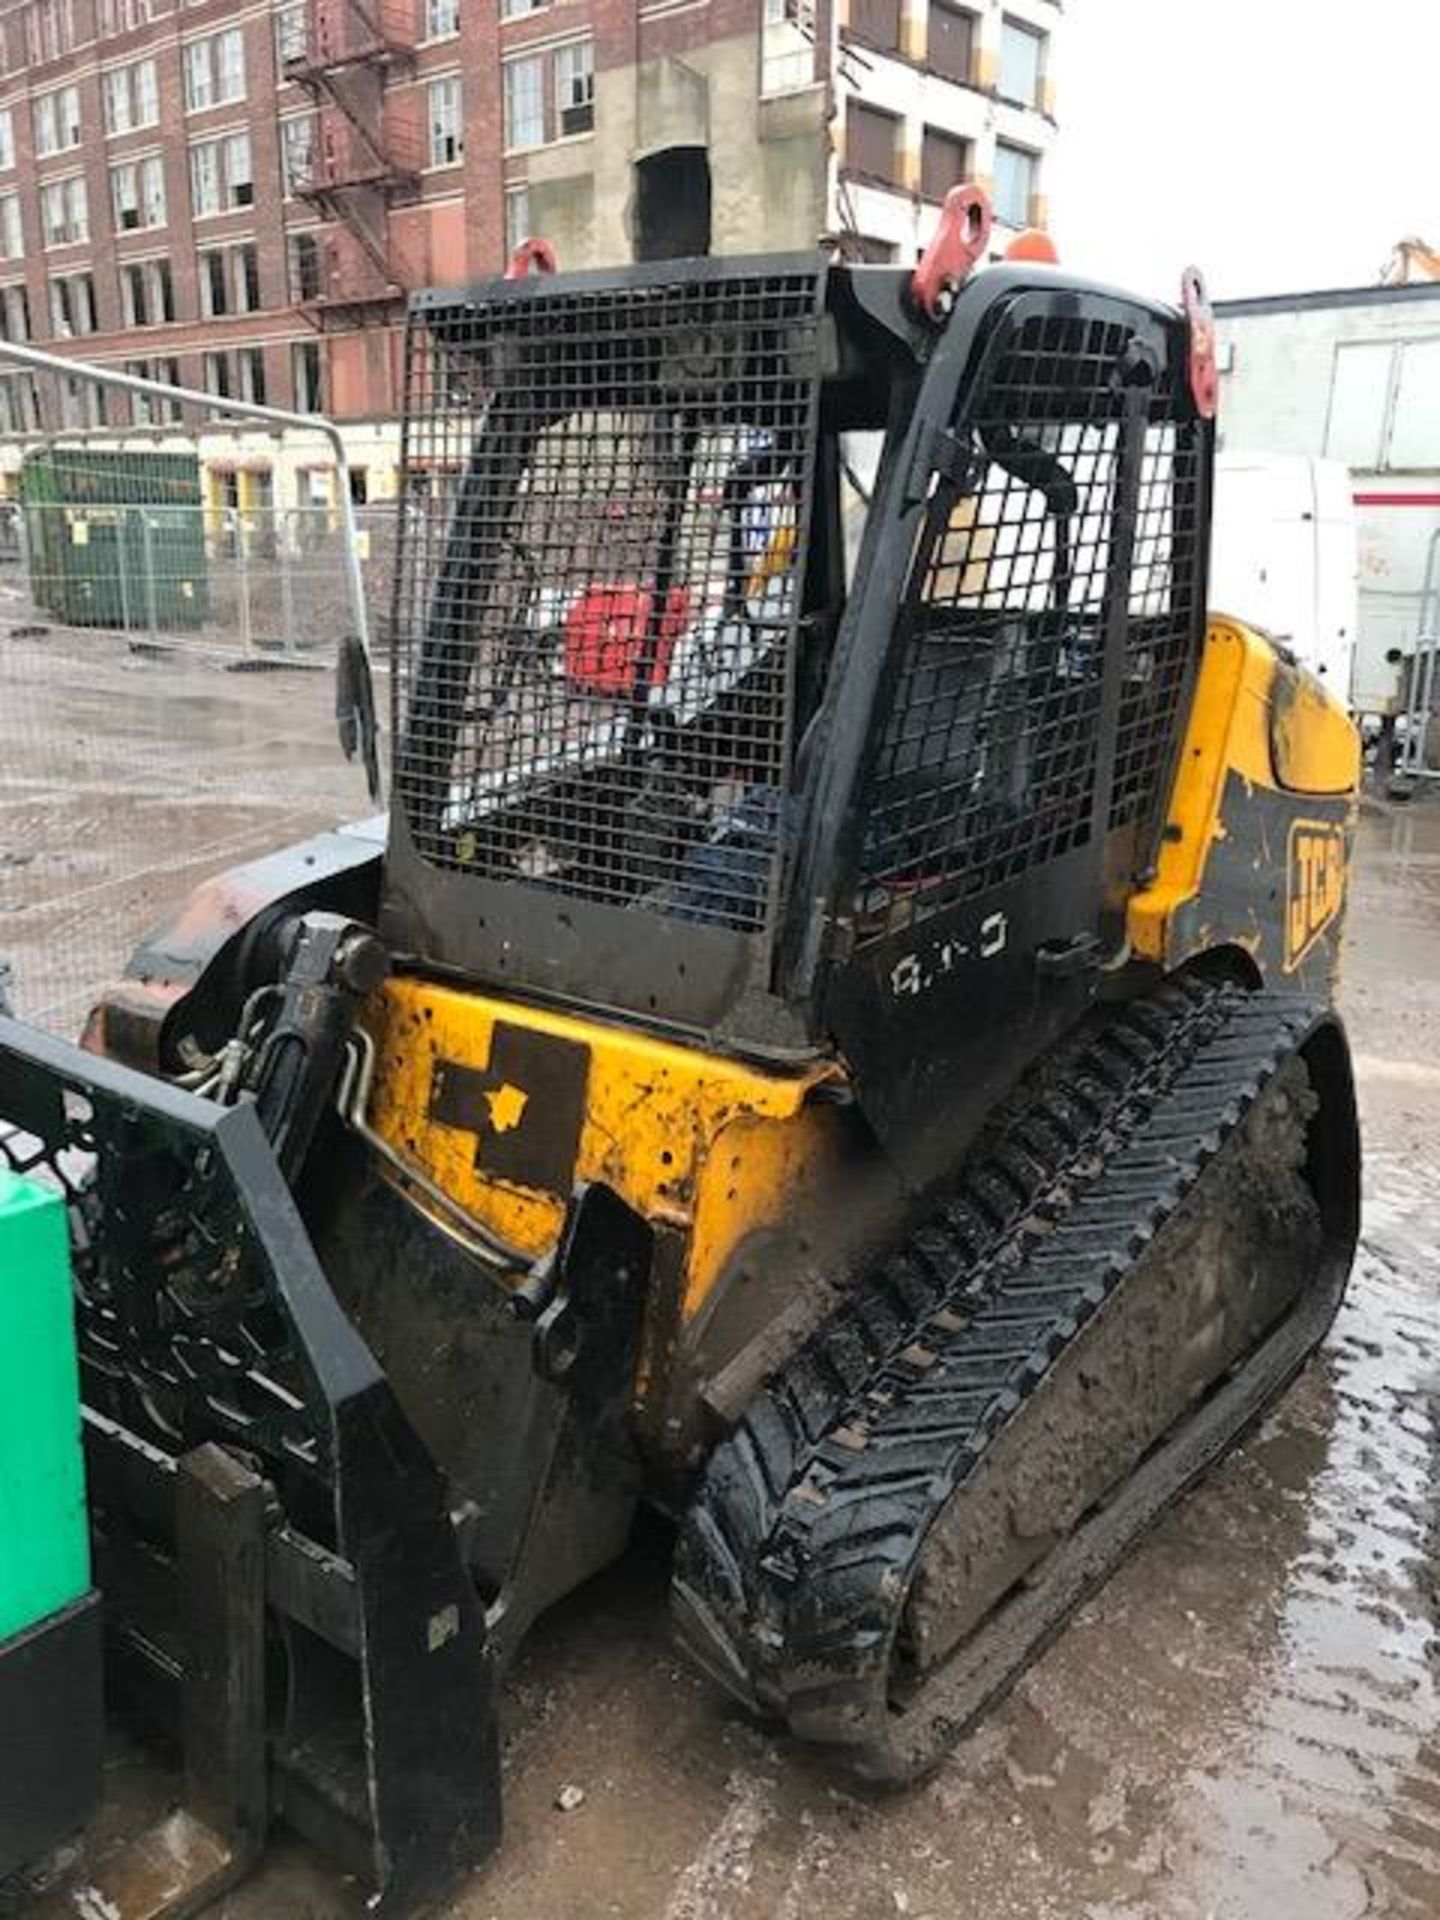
[363, 983, 856, 1315]
[1127, 617, 1359, 992]
[360, 616, 1359, 1442]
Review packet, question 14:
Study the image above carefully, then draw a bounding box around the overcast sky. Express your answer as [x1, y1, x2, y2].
[1051, 0, 1440, 302]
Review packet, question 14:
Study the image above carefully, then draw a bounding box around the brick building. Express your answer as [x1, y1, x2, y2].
[0, 0, 1058, 495]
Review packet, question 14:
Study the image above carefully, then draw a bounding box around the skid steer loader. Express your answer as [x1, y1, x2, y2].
[0, 190, 1361, 1915]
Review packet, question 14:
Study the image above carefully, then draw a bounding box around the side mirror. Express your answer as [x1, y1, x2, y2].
[336, 632, 382, 804]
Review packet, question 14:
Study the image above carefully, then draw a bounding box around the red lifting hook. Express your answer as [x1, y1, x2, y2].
[910, 185, 993, 322]
[505, 238, 558, 280]
[1181, 265, 1219, 421]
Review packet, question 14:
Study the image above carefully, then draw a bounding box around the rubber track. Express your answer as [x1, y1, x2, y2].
[672, 983, 1334, 1765]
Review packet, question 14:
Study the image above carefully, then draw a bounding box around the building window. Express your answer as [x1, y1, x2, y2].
[289, 230, 322, 301]
[503, 41, 593, 150]
[503, 54, 544, 150]
[0, 282, 30, 341]
[61, 374, 106, 431]
[0, 375, 42, 434]
[292, 339, 323, 412]
[48, 270, 96, 337]
[125, 357, 183, 427]
[503, 183, 529, 257]
[199, 242, 260, 318]
[0, 111, 13, 172]
[204, 349, 233, 401]
[426, 0, 460, 40]
[849, 0, 900, 50]
[555, 41, 594, 137]
[239, 346, 266, 405]
[103, 57, 159, 135]
[500, 0, 545, 15]
[275, 2, 307, 66]
[40, 175, 88, 248]
[200, 247, 228, 317]
[33, 84, 81, 157]
[185, 27, 246, 113]
[237, 242, 261, 312]
[99, 2, 160, 33]
[111, 155, 167, 232]
[845, 100, 901, 187]
[120, 255, 174, 327]
[21, 1, 76, 68]
[920, 126, 970, 203]
[281, 113, 317, 194]
[761, 0, 815, 95]
[428, 75, 463, 166]
[928, 2, 975, 86]
[0, 192, 21, 262]
[190, 133, 254, 216]
[993, 140, 1037, 225]
[998, 17, 1044, 108]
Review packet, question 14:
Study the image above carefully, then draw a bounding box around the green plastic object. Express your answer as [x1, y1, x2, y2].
[0, 1167, 89, 1644]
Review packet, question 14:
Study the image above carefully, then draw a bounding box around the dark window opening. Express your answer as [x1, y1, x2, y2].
[846, 101, 901, 187]
[203, 249, 229, 318]
[850, 0, 902, 50]
[122, 263, 147, 327]
[633, 145, 712, 261]
[239, 243, 261, 312]
[921, 126, 971, 203]
[290, 231, 322, 302]
[928, 1, 975, 85]
[240, 346, 266, 404]
[293, 339, 323, 411]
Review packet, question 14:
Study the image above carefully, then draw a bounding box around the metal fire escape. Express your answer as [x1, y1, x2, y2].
[282, 0, 421, 325]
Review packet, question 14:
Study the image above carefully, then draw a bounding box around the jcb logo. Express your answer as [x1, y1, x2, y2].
[1285, 821, 1346, 972]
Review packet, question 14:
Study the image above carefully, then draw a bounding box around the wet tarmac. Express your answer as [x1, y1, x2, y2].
[6, 621, 1439, 1918]
[0, 623, 368, 1030]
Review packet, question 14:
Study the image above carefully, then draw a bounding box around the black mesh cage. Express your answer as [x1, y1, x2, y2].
[392, 264, 825, 941]
[857, 302, 1204, 938]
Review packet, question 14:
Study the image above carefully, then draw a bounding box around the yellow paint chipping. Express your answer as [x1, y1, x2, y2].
[361, 979, 847, 1322]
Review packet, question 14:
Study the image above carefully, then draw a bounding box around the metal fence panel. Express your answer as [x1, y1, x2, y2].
[0, 420, 386, 1035]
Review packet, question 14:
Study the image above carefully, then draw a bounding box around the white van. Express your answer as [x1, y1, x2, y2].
[1210, 453, 1359, 702]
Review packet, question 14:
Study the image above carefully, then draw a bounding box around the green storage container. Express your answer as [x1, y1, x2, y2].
[21, 447, 209, 630]
[0, 1166, 89, 1643]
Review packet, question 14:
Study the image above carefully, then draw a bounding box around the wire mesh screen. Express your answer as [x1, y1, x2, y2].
[0, 415, 381, 1036]
[1113, 418, 1202, 827]
[393, 267, 824, 938]
[858, 307, 1201, 934]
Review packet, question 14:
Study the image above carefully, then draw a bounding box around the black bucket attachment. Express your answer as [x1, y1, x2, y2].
[0, 1015, 500, 1916]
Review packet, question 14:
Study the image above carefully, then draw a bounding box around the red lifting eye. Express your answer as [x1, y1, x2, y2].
[563, 585, 691, 696]
[1182, 265, 1219, 421]
[911, 184, 993, 322]
[505, 238, 557, 280]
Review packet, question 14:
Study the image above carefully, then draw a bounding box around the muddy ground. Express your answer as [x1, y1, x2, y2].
[5, 626, 1439, 1918]
[226, 802, 1440, 1920]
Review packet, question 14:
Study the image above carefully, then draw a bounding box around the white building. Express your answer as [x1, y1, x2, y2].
[832, 0, 1059, 261]
[1215, 282, 1440, 718]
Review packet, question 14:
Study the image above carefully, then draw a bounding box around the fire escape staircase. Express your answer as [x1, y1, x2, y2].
[283, 0, 421, 322]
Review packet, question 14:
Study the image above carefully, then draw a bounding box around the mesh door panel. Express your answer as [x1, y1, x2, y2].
[392, 269, 822, 938]
[1110, 418, 1205, 829]
[859, 307, 1201, 934]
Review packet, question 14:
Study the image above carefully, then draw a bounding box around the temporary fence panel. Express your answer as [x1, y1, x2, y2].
[0, 348, 385, 1037]
[1397, 525, 1440, 782]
